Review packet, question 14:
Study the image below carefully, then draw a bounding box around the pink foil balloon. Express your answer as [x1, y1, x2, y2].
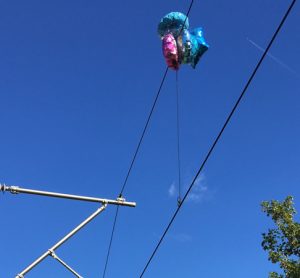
[162, 34, 179, 70]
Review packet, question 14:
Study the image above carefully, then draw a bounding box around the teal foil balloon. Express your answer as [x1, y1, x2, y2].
[190, 27, 209, 68]
[178, 28, 209, 68]
[158, 12, 189, 39]
[178, 29, 198, 65]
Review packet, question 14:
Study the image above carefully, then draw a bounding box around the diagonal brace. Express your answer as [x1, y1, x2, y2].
[15, 204, 107, 278]
[50, 250, 83, 278]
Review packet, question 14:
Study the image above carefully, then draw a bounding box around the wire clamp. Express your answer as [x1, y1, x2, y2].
[116, 196, 125, 203]
[177, 197, 182, 207]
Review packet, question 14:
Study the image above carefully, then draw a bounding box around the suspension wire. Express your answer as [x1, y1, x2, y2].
[119, 66, 169, 196]
[176, 70, 182, 206]
[139, 1, 297, 276]
[102, 1, 195, 276]
[102, 205, 119, 278]
[102, 67, 168, 278]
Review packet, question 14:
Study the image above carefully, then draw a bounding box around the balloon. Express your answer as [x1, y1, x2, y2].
[158, 12, 189, 39]
[191, 27, 209, 48]
[177, 28, 209, 68]
[190, 28, 209, 68]
[178, 29, 198, 65]
[162, 33, 180, 70]
[158, 12, 209, 70]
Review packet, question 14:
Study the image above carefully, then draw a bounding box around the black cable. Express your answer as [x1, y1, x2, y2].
[102, 205, 119, 278]
[119, 66, 169, 196]
[101, 67, 168, 278]
[139, 0, 297, 276]
[176, 70, 182, 206]
[102, 1, 195, 276]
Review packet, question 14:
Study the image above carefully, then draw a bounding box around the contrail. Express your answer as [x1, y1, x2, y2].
[247, 38, 299, 77]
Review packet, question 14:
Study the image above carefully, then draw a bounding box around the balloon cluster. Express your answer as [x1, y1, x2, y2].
[158, 12, 209, 70]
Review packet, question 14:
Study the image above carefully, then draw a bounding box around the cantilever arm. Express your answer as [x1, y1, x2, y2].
[0, 184, 136, 207]
[1, 182, 136, 277]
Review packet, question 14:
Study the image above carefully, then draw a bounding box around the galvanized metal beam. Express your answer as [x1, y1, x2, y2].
[0, 184, 136, 207]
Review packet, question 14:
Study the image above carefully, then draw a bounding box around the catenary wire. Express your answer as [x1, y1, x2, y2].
[102, 1, 195, 276]
[119, 66, 169, 196]
[139, 0, 297, 276]
[176, 70, 182, 205]
[102, 67, 168, 278]
[102, 205, 120, 277]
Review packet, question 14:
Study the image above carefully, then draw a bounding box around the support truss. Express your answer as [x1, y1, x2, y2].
[0, 183, 136, 277]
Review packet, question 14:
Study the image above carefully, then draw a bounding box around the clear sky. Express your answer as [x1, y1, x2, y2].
[0, 1, 299, 277]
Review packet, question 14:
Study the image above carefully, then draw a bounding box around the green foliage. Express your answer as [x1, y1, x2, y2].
[261, 196, 300, 278]
[269, 272, 284, 278]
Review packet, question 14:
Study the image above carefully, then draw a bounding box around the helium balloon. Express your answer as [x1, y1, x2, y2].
[157, 12, 209, 70]
[178, 29, 198, 65]
[162, 33, 180, 70]
[191, 27, 209, 48]
[190, 28, 209, 68]
[158, 12, 189, 39]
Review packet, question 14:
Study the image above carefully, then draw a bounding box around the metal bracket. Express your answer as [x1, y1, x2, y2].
[1, 184, 20, 195]
[10, 186, 20, 194]
[177, 197, 182, 207]
[116, 196, 125, 203]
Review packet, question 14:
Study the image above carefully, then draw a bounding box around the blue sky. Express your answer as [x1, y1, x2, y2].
[0, 0, 299, 277]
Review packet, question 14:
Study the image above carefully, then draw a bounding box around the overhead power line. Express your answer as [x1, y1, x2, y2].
[176, 70, 182, 206]
[119, 67, 169, 196]
[139, 0, 297, 276]
[102, 1, 195, 276]
[102, 67, 168, 278]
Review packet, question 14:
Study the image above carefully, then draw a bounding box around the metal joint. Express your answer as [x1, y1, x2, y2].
[10, 186, 20, 194]
[0, 183, 6, 193]
[49, 249, 56, 258]
[102, 200, 109, 206]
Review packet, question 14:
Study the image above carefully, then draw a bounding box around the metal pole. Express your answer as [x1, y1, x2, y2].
[16, 205, 107, 278]
[0, 184, 136, 207]
[50, 251, 83, 278]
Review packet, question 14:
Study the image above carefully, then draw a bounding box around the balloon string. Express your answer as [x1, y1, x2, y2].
[176, 70, 182, 207]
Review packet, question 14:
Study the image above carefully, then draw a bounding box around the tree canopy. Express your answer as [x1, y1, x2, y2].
[261, 196, 300, 278]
